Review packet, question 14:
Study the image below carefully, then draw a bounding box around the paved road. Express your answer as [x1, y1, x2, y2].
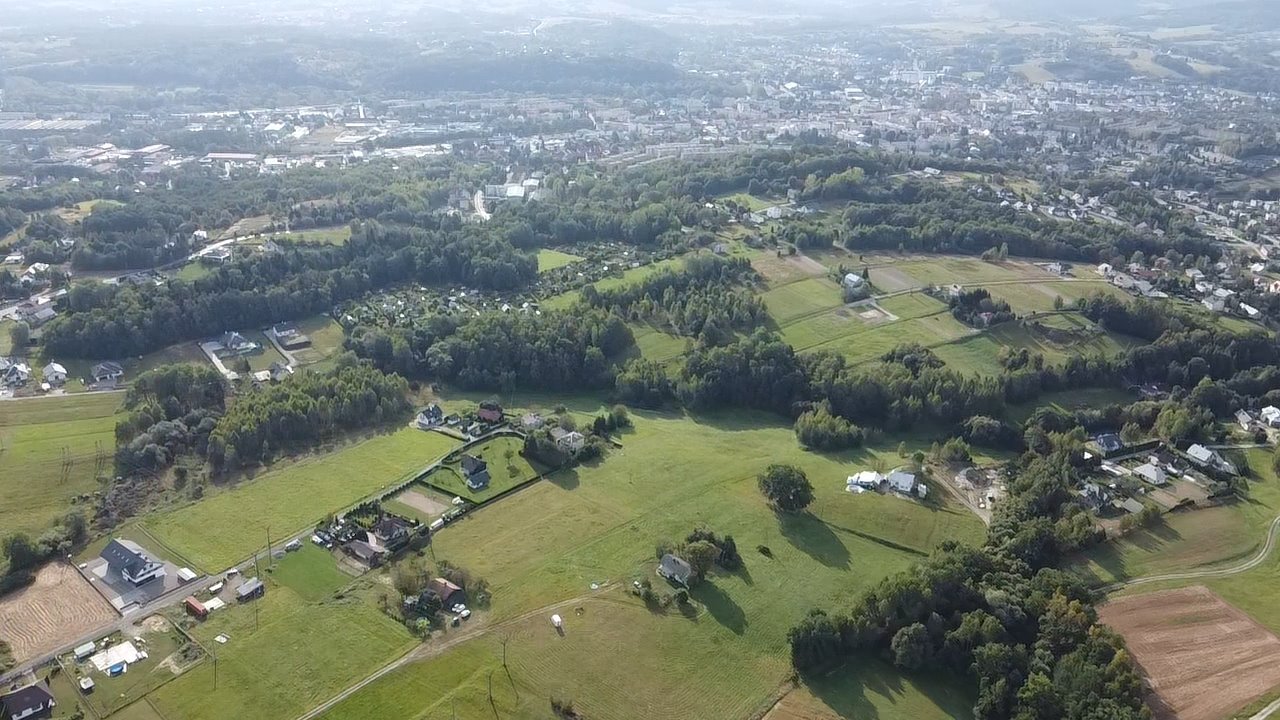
[1100, 515, 1280, 594]
[295, 583, 616, 720]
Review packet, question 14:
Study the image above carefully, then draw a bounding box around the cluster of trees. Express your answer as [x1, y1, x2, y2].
[794, 403, 866, 451]
[355, 307, 633, 392]
[2, 513, 89, 595]
[948, 288, 1015, 328]
[789, 445, 1145, 719]
[114, 365, 227, 477]
[44, 221, 537, 359]
[580, 255, 766, 342]
[208, 365, 410, 471]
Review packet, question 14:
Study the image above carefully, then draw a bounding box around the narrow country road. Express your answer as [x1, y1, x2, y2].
[1100, 515, 1280, 594]
[294, 583, 616, 720]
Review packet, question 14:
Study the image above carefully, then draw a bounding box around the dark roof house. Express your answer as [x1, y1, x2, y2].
[100, 538, 166, 586]
[1, 681, 56, 720]
[658, 553, 694, 587]
[1095, 433, 1124, 454]
[477, 402, 503, 423]
[461, 454, 490, 491]
[342, 539, 385, 567]
[91, 361, 125, 383]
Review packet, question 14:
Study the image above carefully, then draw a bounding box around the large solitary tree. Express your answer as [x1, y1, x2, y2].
[757, 464, 814, 513]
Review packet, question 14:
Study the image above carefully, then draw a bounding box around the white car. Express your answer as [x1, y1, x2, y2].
[460, 609, 471, 619]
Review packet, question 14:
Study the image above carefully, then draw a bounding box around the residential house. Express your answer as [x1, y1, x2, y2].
[205, 246, 233, 264]
[218, 332, 259, 355]
[886, 470, 917, 494]
[477, 402, 503, 424]
[846, 471, 883, 492]
[550, 428, 586, 455]
[1078, 482, 1111, 511]
[416, 404, 444, 428]
[461, 454, 491, 491]
[1095, 434, 1124, 454]
[1262, 406, 1280, 428]
[236, 577, 265, 601]
[271, 323, 311, 349]
[100, 538, 166, 586]
[3, 362, 31, 386]
[520, 413, 544, 431]
[1, 681, 56, 720]
[1237, 409, 1255, 430]
[657, 553, 694, 587]
[342, 539, 385, 567]
[91, 361, 125, 383]
[1187, 444, 1236, 474]
[42, 362, 66, 386]
[24, 305, 57, 327]
[371, 514, 415, 552]
[427, 577, 467, 608]
[1133, 463, 1167, 486]
[268, 361, 292, 382]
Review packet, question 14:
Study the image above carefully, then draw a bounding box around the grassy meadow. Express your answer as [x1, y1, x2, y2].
[316, 410, 987, 720]
[149, 554, 414, 720]
[0, 393, 123, 537]
[143, 428, 458, 571]
[536, 248, 584, 273]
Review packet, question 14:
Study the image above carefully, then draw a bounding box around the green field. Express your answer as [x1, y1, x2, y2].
[287, 315, 347, 368]
[0, 393, 123, 537]
[150, 564, 414, 720]
[985, 280, 1128, 314]
[630, 324, 689, 365]
[537, 248, 584, 273]
[173, 262, 215, 282]
[270, 543, 353, 601]
[317, 410, 986, 720]
[784, 294, 971, 361]
[931, 315, 1138, 376]
[266, 226, 353, 246]
[425, 435, 543, 503]
[144, 429, 459, 571]
[761, 277, 844, 324]
[72, 618, 188, 717]
[895, 257, 1051, 286]
[719, 193, 774, 212]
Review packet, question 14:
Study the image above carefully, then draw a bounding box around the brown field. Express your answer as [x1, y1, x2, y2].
[753, 253, 827, 284]
[1098, 586, 1280, 720]
[394, 488, 447, 517]
[0, 563, 117, 663]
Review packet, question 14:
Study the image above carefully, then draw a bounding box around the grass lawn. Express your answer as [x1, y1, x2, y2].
[770, 662, 975, 720]
[173, 262, 214, 282]
[426, 436, 544, 504]
[0, 393, 123, 537]
[72, 618, 187, 717]
[541, 257, 685, 310]
[149, 574, 415, 720]
[55, 199, 121, 223]
[144, 428, 459, 572]
[932, 316, 1138, 376]
[761, 277, 844, 325]
[896, 257, 1049, 286]
[1072, 447, 1280, 589]
[241, 331, 290, 372]
[288, 315, 347, 367]
[318, 410, 985, 720]
[0, 319, 14, 355]
[719, 192, 774, 212]
[985, 280, 1127, 314]
[790, 295, 971, 360]
[630, 324, 689, 365]
[537, 248, 584, 273]
[268, 543, 352, 601]
[1006, 388, 1137, 424]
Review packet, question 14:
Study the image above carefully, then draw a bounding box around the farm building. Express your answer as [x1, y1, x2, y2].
[461, 454, 491, 491]
[184, 596, 208, 619]
[427, 578, 467, 609]
[886, 470, 917, 494]
[236, 578, 265, 601]
[658, 553, 694, 587]
[0, 681, 56, 720]
[846, 471, 882, 492]
[100, 538, 166, 586]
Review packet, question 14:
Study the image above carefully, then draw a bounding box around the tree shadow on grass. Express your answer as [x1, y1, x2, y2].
[806, 659, 976, 720]
[546, 467, 580, 491]
[778, 511, 851, 569]
[693, 580, 747, 635]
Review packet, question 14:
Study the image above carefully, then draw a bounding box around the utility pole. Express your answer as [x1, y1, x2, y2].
[212, 648, 218, 690]
[265, 526, 273, 564]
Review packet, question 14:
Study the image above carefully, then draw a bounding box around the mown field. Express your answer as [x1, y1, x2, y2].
[288, 315, 348, 368]
[0, 393, 123, 537]
[144, 428, 458, 571]
[149, 550, 414, 720]
[316, 410, 988, 720]
[537, 248, 584, 273]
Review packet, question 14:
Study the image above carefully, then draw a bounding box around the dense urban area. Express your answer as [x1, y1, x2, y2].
[4, 0, 1280, 719]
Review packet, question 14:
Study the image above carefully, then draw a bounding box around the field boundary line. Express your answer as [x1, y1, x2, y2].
[1101, 514, 1280, 594]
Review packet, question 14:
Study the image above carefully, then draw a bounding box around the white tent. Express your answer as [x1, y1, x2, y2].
[551, 614, 563, 629]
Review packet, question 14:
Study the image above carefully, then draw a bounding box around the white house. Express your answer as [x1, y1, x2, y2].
[1187, 444, 1235, 474]
[1262, 406, 1280, 427]
[100, 538, 166, 586]
[554, 430, 586, 455]
[1237, 409, 1255, 430]
[42, 362, 67, 385]
[886, 470, 917, 494]
[1133, 462, 1167, 486]
[846, 471, 883, 491]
